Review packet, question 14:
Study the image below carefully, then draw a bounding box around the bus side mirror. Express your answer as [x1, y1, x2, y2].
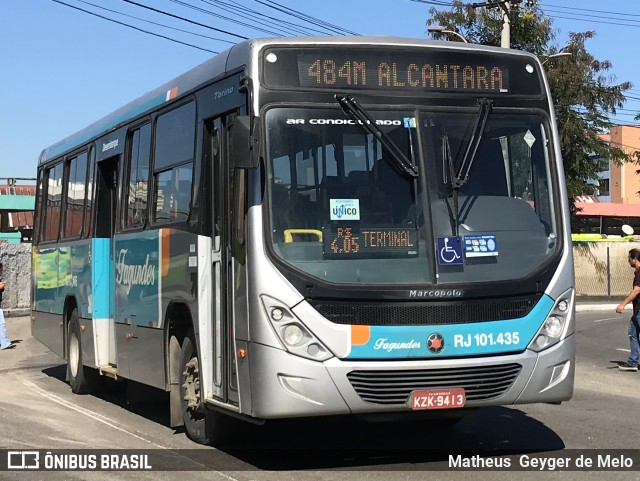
[233, 115, 260, 169]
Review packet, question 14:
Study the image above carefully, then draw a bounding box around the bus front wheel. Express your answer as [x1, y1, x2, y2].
[180, 329, 221, 445]
[67, 309, 99, 394]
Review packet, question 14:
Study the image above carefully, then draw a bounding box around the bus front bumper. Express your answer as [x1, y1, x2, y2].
[244, 334, 575, 419]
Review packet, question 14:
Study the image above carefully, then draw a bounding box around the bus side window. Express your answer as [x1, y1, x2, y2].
[152, 102, 195, 224]
[83, 147, 95, 238]
[172, 166, 193, 220]
[126, 123, 151, 228]
[154, 165, 193, 223]
[63, 152, 87, 239]
[34, 170, 44, 243]
[43, 162, 64, 242]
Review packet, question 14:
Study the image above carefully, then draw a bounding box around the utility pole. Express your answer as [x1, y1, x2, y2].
[471, 0, 512, 48]
[499, 1, 510, 49]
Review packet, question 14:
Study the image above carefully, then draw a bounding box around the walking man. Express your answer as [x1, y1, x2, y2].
[615, 248, 640, 371]
[0, 262, 13, 350]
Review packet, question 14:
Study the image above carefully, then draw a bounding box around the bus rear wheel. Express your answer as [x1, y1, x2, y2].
[67, 309, 99, 394]
[180, 329, 221, 445]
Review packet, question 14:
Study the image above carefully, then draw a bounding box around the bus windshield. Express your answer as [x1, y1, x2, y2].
[264, 107, 558, 286]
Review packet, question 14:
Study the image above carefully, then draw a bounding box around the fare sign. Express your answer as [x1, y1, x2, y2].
[323, 225, 419, 259]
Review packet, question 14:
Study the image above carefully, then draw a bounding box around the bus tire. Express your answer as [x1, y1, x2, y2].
[180, 329, 219, 445]
[67, 309, 99, 394]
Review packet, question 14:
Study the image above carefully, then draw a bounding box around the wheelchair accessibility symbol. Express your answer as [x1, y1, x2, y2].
[437, 236, 463, 265]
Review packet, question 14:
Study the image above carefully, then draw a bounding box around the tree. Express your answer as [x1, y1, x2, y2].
[426, 0, 633, 202]
[547, 31, 631, 198]
[427, 0, 553, 54]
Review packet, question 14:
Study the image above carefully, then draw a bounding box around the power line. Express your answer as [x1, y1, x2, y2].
[122, 0, 358, 40]
[545, 11, 640, 28]
[75, 0, 236, 44]
[120, 0, 248, 40]
[196, 0, 362, 37]
[253, 0, 360, 36]
[413, 0, 640, 29]
[51, 0, 219, 53]
[263, 0, 361, 35]
[542, 2, 640, 19]
[222, 0, 338, 36]
[197, 0, 322, 36]
[551, 13, 640, 30]
[409, 0, 457, 6]
[167, 0, 285, 36]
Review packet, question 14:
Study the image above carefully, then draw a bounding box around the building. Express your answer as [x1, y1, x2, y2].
[0, 178, 36, 243]
[574, 125, 640, 236]
[606, 125, 640, 204]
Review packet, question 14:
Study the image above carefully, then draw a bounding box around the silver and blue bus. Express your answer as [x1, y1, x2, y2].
[32, 36, 575, 444]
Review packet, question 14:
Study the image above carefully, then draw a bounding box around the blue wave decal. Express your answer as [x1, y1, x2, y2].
[347, 295, 554, 359]
[114, 231, 161, 328]
[92, 238, 113, 320]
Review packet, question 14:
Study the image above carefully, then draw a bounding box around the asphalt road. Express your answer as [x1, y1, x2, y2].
[0, 309, 639, 481]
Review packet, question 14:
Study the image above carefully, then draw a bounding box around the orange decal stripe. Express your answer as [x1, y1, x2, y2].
[161, 230, 171, 277]
[351, 325, 370, 346]
[166, 86, 179, 100]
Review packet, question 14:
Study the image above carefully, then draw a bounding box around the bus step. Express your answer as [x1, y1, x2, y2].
[98, 365, 119, 380]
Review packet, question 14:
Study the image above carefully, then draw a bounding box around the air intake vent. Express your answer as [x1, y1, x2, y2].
[347, 363, 522, 405]
[310, 295, 540, 325]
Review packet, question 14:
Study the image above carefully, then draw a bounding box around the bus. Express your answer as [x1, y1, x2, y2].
[32, 36, 575, 444]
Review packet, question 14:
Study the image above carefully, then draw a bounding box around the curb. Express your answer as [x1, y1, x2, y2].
[4, 308, 30, 318]
[576, 303, 621, 312]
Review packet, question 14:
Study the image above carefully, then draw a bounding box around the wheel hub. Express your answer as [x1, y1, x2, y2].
[182, 357, 201, 410]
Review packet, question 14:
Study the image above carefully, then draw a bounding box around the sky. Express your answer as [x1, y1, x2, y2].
[2, 0, 640, 180]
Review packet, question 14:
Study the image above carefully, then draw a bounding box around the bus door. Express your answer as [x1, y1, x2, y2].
[93, 154, 118, 367]
[203, 113, 240, 405]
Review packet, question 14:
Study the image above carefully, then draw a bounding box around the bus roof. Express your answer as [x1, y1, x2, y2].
[39, 36, 539, 164]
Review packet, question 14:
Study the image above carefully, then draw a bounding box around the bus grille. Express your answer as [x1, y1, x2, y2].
[346, 363, 522, 405]
[309, 295, 540, 325]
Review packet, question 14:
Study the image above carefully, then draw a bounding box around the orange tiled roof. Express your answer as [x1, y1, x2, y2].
[575, 202, 640, 217]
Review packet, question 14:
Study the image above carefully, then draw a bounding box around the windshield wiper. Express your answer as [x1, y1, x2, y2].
[335, 94, 419, 178]
[442, 98, 492, 236]
[442, 132, 462, 236]
[453, 98, 492, 189]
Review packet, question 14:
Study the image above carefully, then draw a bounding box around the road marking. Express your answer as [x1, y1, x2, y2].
[594, 317, 621, 323]
[22, 378, 167, 448]
[617, 348, 631, 353]
[21, 378, 240, 480]
[46, 436, 97, 446]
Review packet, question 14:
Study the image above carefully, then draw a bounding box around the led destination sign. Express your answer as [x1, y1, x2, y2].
[324, 225, 419, 259]
[301, 56, 506, 92]
[263, 47, 543, 96]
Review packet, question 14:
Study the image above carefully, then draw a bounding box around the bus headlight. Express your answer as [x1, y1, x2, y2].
[283, 324, 305, 346]
[543, 316, 563, 338]
[270, 307, 284, 321]
[528, 289, 574, 353]
[261, 295, 333, 361]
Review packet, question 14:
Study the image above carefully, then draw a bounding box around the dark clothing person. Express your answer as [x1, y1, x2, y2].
[615, 249, 640, 371]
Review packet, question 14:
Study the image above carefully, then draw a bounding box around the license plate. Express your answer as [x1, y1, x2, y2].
[410, 388, 466, 410]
